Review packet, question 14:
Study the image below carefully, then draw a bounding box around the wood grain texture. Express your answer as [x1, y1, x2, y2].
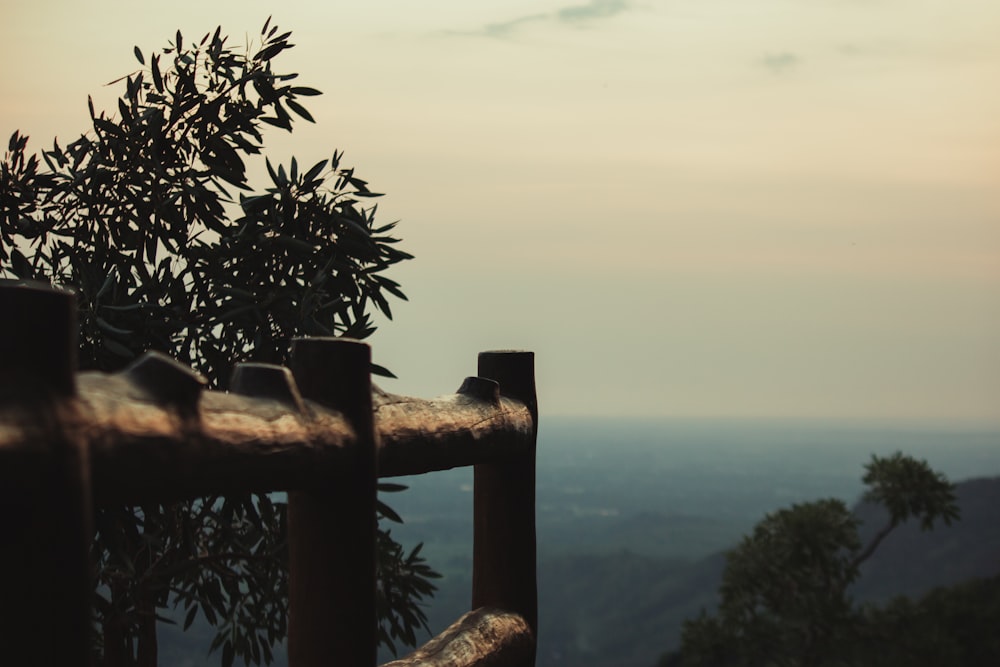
[375, 385, 533, 478]
[1, 370, 533, 506]
[381, 608, 534, 667]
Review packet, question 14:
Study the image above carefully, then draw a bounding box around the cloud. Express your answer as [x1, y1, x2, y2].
[480, 13, 549, 38]
[760, 52, 800, 73]
[556, 0, 630, 23]
[451, 0, 632, 38]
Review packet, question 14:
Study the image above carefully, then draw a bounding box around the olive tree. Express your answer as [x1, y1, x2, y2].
[0, 19, 437, 666]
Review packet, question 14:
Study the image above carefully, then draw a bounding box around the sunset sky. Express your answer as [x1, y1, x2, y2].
[3, 1, 999, 423]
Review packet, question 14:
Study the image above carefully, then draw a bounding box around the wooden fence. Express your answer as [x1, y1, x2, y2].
[0, 281, 538, 667]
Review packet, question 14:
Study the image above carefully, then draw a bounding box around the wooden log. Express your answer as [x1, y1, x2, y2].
[286, 337, 378, 667]
[1, 362, 534, 506]
[0, 282, 91, 667]
[381, 607, 534, 667]
[472, 351, 538, 665]
[78, 368, 356, 505]
[375, 380, 533, 477]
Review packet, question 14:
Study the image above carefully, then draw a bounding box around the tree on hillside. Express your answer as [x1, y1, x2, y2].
[857, 573, 1000, 665]
[665, 452, 959, 667]
[0, 20, 437, 666]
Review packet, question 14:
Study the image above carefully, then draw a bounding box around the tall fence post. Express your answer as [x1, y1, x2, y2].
[286, 337, 378, 667]
[473, 350, 538, 663]
[0, 282, 92, 666]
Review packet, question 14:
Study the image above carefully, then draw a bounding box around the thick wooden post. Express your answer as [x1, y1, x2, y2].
[286, 338, 377, 667]
[0, 281, 92, 666]
[472, 351, 538, 662]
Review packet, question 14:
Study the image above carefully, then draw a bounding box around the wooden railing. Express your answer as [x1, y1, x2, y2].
[0, 281, 538, 667]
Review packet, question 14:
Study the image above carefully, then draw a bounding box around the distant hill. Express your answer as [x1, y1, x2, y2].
[536, 551, 724, 667]
[853, 475, 1000, 601]
[531, 475, 1000, 667]
[156, 474, 1000, 667]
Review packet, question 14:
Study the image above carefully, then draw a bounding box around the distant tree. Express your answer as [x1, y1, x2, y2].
[0, 20, 437, 667]
[668, 452, 959, 667]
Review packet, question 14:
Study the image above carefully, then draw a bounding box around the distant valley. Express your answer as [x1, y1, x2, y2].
[157, 418, 1000, 667]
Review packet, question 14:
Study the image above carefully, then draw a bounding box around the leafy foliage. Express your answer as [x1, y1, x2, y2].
[1, 19, 434, 666]
[1, 20, 410, 381]
[861, 450, 958, 531]
[94, 495, 288, 667]
[376, 483, 443, 655]
[856, 574, 1000, 666]
[673, 452, 960, 667]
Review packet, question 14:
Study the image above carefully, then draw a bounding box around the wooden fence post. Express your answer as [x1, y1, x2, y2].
[0, 282, 92, 666]
[286, 338, 377, 667]
[472, 351, 538, 662]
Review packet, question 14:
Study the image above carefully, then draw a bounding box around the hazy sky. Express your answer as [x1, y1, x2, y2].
[3, 1, 999, 423]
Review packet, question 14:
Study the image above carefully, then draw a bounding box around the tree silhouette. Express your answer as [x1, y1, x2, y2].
[674, 452, 959, 667]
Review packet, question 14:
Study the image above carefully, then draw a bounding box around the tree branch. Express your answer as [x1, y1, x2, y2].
[850, 519, 897, 571]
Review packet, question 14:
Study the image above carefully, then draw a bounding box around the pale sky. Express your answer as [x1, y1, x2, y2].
[3, 1, 999, 423]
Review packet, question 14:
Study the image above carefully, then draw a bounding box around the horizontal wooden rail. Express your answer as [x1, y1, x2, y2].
[375, 380, 534, 478]
[0, 355, 533, 506]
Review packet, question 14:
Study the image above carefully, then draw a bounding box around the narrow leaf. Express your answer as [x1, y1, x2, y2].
[183, 606, 198, 630]
[371, 363, 397, 379]
[302, 158, 327, 183]
[378, 483, 408, 493]
[151, 55, 163, 92]
[95, 317, 133, 336]
[286, 98, 314, 123]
